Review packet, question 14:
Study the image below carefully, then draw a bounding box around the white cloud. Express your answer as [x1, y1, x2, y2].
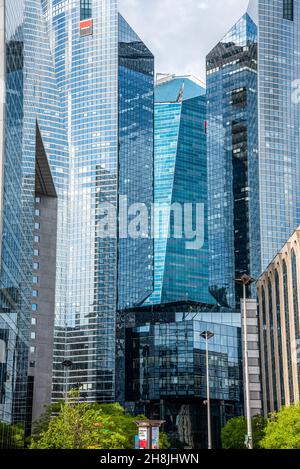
[119, 0, 249, 81]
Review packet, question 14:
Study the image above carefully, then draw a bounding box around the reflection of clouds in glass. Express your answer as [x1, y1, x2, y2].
[0, 339, 6, 364]
[247, 0, 258, 22]
[119, 0, 248, 78]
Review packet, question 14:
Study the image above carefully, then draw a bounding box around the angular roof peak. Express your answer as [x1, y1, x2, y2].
[155, 74, 205, 103]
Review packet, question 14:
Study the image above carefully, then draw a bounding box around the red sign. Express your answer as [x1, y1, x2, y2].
[80, 19, 93, 30]
[80, 19, 93, 36]
[139, 439, 147, 449]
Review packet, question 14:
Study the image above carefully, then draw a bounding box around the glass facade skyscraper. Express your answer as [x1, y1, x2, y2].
[39, 1, 154, 403]
[255, 0, 300, 269]
[207, 12, 259, 309]
[145, 75, 212, 306]
[118, 15, 154, 310]
[207, 0, 300, 308]
[0, 0, 67, 447]
[122, 75, 244, 448]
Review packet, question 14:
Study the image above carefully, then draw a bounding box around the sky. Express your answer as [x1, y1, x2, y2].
[119, 0, 249, 81]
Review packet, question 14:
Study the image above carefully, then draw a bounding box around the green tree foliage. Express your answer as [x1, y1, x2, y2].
[221, 415, 267, 449]
[0, 422, 25, 449]
[30, 391, 170, 450]
[261, 404, 300, 449]
[30, 402, 62, 444]
[159, 432, 171, 449]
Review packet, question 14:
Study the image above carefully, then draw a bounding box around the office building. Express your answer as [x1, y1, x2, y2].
[119, 74, 245, 448]
[207, 7, 259, 309]
[0, 0, 66, 446]
[124, 303, 243, 449]
[27, 144, 58, 428]
[145, 74, 212, 306]
[41, 1, 154, 403]
[207, 0, 300, 308]
[257, 226, 300, 416]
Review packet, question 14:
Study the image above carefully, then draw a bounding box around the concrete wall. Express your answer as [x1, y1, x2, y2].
[28, 193, 57, 422]
[241, 299, 263, 417]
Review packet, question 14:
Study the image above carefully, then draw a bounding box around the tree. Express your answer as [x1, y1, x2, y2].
[0, 422, 25, 449]
[159, 432, 171, 449]
[30, 402, 62, 444]
[30, 391, 147, 449]
[221, 415, 267, 449]
[261, 404, 300, 449]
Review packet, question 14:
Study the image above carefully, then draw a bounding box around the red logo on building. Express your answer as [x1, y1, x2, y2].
[80, 19, 93, 36]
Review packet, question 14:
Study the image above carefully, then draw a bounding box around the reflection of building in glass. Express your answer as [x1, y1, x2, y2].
[0, 0, 66, 447]
[206, 10, 259, 309]
[145, 75, 212, 306]
[208, 0, 300, 309]
[41, 2, 154, 404]
[124, 303, 243, 448]
[257, 226, 300, 416]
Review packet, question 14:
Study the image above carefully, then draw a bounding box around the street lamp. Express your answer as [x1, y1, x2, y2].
[235, 274, 256, 450]
[200, 330, 214, 450]
[62, 359, 73, 402]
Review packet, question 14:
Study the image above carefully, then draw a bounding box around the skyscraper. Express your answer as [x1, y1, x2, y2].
[255, 0, 300, 269]
[145, 74, 212, 306]
[207, 9, 259, 309]
[121, 75, 244, 448]
[40, 1, 154, 404]
[207, 0, 300, 308]
[0, 0, 67, 446]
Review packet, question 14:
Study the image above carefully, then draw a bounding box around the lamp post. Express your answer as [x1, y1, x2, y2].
[200, 330, 214, 450]
[235, 274, 255, 450]
[62, 359, 73, 402]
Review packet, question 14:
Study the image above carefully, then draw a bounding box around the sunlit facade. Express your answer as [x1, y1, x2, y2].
[40, 1, 154, 403]
[207, 0, 300, 308]
[145, 75, 212, 306]
[207, 12, 259, 309]
[255, 0, 300, 270]
[257, 225, 300, 416]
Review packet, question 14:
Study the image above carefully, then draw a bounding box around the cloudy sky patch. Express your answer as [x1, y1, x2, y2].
[119, 0, 249, 80]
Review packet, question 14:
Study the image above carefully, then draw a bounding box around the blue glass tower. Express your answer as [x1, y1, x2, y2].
[255, 0, 300, 269]
[145, 75, 212, 306]
[207, 0, 300, 308]
[207, 9, 259, 308]
[0, 0, 67, 446]
[40, 2, 154, 403]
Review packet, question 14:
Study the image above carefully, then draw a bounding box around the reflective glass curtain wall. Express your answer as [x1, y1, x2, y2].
[42, 1, 154, 403]
[0, 0, 67, 447]
[257, 0, 300, 270]
[207, 14, 259, 308]
[118, 15, 154, 310]
[145, 76, 212, 306]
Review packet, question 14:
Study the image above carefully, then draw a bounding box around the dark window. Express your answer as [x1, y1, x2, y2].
[283, 0, 294, 21]
[80, 0, 92, 21]
[231, 87, 247, 108]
